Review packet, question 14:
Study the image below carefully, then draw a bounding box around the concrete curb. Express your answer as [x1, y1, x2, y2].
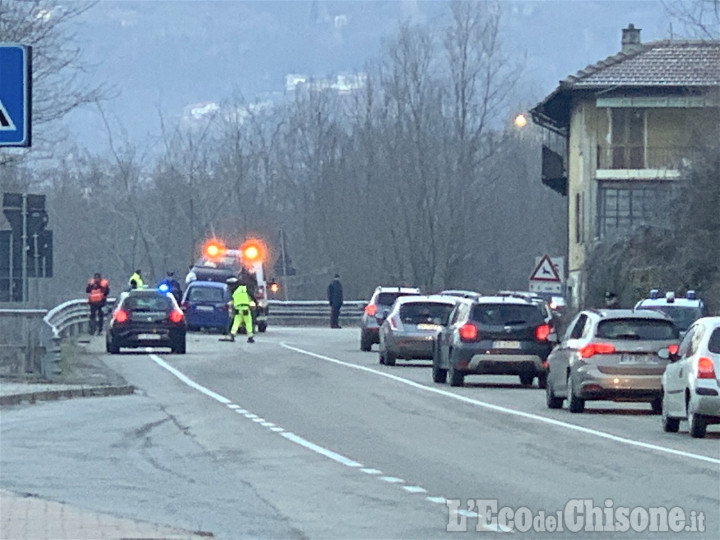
[0, 385, 135, 407]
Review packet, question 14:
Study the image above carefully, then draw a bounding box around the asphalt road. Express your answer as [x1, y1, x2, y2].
[2, 327, 719, 539]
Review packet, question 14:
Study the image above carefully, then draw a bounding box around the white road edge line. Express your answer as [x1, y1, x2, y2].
[280, 343, 720, 466]
[281, 432, 363, 468]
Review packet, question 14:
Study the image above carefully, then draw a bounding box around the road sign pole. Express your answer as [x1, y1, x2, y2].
[22, 194, 28, 303]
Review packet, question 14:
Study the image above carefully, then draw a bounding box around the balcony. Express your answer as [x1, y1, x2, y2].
[596, 145, 688, 170]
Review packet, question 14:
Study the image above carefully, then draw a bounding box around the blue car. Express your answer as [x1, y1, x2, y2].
[181, 281, 230, 332]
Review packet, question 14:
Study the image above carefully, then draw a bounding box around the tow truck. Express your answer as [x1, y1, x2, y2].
[185, 238, 273, 332]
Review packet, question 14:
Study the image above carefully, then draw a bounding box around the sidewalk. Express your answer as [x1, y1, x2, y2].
[0, 336, 135, 406]
[0, 336, 215, 539]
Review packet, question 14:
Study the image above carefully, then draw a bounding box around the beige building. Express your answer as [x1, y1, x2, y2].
[531, 24, 720, 308]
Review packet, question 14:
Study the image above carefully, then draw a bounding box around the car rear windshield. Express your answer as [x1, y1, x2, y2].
[399, 302, 454, 325]
[709, 328, 720, 354]
[188, 287, 225, 302]
[124, 295, 173, 311]
[596, 319, 678, 340]
[471, 304, 544, 326]
[194, 255, 238, 270]
[376, 292, 420, 306]
[636, 306, 702, 332]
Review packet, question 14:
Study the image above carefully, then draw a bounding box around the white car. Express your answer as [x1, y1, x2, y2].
[661, 316, 720, 438]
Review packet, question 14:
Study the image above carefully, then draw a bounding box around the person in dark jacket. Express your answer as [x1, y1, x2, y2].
[327, 274, 344, 329]
[86, 273, 110, 335]
[159, 271, 182, 303]
[605, 291, 621, 309]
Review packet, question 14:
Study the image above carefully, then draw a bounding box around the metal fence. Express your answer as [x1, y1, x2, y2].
[0, 299, 368, 379]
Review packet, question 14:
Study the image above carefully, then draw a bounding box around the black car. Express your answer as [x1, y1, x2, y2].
[106, 289, 187, 354]
[433, 295, 553, 387]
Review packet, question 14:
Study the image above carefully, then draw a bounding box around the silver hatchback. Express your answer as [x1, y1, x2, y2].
[378, 295, 457, 366]
[546, 309, 680, 413]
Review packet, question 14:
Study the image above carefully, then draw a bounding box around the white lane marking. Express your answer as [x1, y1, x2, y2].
[403, 486, 427, 494]
[280, 432, 363, 468]
[245, 413, 259, 419]
[147, 353, 498, 532]
[281, 344, 720, 466]
[457, 509, 477, 518]
[261, 422, 276, 427]
[227, 404, 241, 409]
[380, 476, 404, 484]
[252, 418, 265, 423]
[149, 354, 232, 404]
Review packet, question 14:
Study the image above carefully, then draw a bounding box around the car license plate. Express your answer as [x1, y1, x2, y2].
[138, 333, 161, 340]
[196, 305, 214, 312]
[493, 340, 520, 349]
[619, 354, 649, 363]
[417, 323, 440, 331]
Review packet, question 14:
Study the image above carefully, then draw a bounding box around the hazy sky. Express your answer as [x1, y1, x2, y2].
[63, 0, 672, 151]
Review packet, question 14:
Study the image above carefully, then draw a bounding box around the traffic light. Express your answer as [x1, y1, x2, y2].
[203, 238, 225, 259]
[240, 238, 266, 264]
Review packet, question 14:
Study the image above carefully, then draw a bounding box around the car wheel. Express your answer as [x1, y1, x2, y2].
[448, 362, 464, 387]
[650, 396, 663, 415]
[106, 337, 119, 355]
[360, 331, 372, 352]
[567, 376, 585, 413]
[689, 411, 707, 438]
[519, 373, 534, 386]
[172, 340, 187, 354]
[432, 344, 447, 383]
[537, 372, 548, 390]
[378, 352, 385, 365]
[546, 381, 563, 409]
[384, 351, 397, 366]
[258, 321, 267, 333]
[661, 393, 680, 433]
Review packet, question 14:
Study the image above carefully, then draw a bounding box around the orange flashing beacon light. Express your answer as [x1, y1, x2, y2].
[204, 239, 225, 259]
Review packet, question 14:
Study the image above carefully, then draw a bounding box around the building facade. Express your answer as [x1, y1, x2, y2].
[530, 24, 720, 308]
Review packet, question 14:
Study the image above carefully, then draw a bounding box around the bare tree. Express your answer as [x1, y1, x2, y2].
[0, 0, 109, 161]
[664, 0, 720, 39]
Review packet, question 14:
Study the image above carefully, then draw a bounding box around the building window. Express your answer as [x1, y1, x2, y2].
[597, 181, 674, 238]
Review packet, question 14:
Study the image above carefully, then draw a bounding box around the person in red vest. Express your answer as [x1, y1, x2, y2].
[86, 273, 110, 335]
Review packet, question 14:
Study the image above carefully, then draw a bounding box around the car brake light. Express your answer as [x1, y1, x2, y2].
[667, 344, 679, 355]
[169, 310, 184, 324]
[365, 304, 377, 316]
[459, 323, 478, 342]
[697, 357, 716, 379]
[535, 324, 551, 341]
[579, 342, 615, 359]
[114, 309, 128, 323]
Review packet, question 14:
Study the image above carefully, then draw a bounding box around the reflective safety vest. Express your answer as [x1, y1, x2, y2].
[232, 284, 251, 306]
[129, 273, 143, 289]
[88, 279, 108, 303]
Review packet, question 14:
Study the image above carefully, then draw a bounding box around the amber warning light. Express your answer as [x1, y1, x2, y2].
[240, 239, 266, 263]
[204, 239, 225, 258]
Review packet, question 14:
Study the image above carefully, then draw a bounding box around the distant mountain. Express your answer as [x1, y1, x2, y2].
[63, 0, 670, 153]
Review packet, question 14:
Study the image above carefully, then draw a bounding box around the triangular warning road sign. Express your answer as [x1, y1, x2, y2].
[529, 254, 561, 282]
[0, 98, 16, 130]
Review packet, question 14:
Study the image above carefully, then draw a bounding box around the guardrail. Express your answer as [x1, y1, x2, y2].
[1, 298, 368, 378]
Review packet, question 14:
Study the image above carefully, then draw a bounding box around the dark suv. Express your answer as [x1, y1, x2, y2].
[360, 286, 422, 351]
[432, 295, 553, 387]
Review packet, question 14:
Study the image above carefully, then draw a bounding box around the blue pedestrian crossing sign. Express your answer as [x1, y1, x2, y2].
[0, 44, 31, 147]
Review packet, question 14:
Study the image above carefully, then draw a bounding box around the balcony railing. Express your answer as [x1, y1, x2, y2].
[596, 145, 688, 170]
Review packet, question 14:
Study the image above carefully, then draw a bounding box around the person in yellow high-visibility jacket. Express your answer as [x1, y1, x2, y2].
[230, 283, 256, 343]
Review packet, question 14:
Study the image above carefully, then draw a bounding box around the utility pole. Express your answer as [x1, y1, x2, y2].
[279, 227, 289, 301]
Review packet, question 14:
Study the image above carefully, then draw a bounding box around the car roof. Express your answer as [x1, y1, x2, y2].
[394, 294, 457, 306]
[587, 308, 674, 321]
[635, 298, 703, 309]
[374, 286, 421, 293]
[439, 289, 482, 298]
[473, 295, 539, 306]
[188, 280, 226, 288]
